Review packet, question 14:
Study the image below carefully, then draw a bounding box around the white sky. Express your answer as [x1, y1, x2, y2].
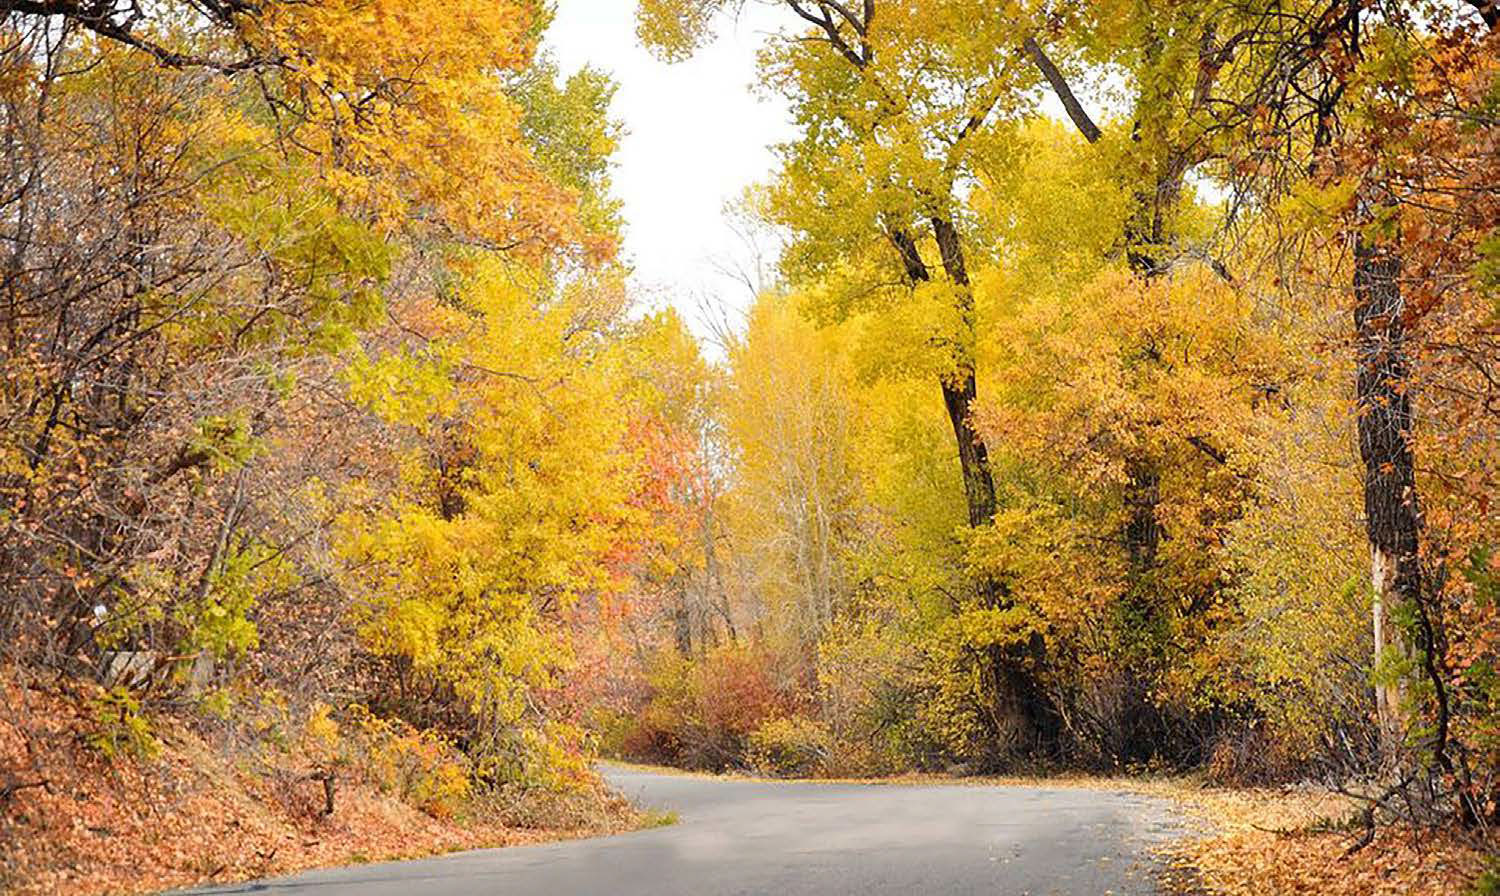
[545, 2, 795, 332]
[542, 3, 1093, 342]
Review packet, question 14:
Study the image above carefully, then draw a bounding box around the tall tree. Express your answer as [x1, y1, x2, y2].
[640, 0, 1064, 753]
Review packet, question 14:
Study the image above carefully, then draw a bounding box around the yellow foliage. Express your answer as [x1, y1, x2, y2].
[345, 706, 473, 819]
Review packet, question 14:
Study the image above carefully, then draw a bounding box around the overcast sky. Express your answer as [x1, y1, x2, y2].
[544, 2, 795, 333]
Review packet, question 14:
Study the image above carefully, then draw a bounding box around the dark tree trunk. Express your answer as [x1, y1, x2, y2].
[1117, 159, 1179, 620]
[887, 221, 1059, 757]
[1123, 457, 1161, 575]
[1022, 37, 1101, 144]
[928, 216, 999, 529]
[887, 225, 999, 531]
[939, 375, 997, 528]
[1029, 24, 1224, 619]
[1352, 231, 1421, 752]
[1464, 0, 1498, 29]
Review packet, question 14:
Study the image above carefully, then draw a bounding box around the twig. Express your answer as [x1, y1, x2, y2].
[0, 778, 50, 804]
[1341, 806, 1376, 856]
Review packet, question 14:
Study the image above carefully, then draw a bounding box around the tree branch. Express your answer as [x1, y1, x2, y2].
[787, 0, 867, 68]
[886, 228, 931, 283]
[0, 0, 271, 72]
[1022, 36, 1101, 144]
[1463, 0, 1498, 29]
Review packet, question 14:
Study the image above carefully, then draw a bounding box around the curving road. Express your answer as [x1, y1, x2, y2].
[178, 764, 1180, 895]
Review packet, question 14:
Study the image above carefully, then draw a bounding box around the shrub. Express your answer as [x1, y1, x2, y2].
[1470, 861, 1500, 896]
[747, 716, 831, 777]
[345, 705, 472, 819]
[614, 644, 804, 771]
[86, 686, 160, 760]
[1205, 720, 1307, 786]
[485, 777, 637, 832]
[816, 612, 948, 776]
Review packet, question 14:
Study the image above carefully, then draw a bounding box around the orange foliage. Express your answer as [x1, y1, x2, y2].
[0, 675, 630, 896]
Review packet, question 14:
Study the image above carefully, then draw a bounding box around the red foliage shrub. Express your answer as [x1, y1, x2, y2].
[615, 644, 805, 771]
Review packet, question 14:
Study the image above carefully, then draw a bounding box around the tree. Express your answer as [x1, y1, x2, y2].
[0, 0, 633, 793]
[639, 0, 1065, 753]
[723, 295, 863, 660]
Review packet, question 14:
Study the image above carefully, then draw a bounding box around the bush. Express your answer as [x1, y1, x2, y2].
[816, 614, 948, 776]
[484, 778, 637, 832]
[343, 705, 472, 819]
[746, 716, 831, 777]
[1205, 720, 1306, 786]
[613, 644, 804, 771]
[1470, 861, 1500, 896]
[86, 686, 160, 760]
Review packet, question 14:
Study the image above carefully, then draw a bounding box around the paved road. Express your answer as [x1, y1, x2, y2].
[178, 764, 1180, 895]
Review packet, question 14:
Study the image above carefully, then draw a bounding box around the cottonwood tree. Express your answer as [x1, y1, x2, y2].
[1051, 0, 1500, 810]
[639, 0, 1074, 753]
[1154, 0, 1497, 796]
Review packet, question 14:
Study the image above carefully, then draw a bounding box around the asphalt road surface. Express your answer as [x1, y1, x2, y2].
[176, 764, 1181, 895]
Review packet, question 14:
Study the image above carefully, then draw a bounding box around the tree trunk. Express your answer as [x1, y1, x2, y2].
[1123, 457, 1161, 574]
[1353, 231, 1420, 757]
[1117, 158, 1179, 640]
[889, 220, 1059, 757]
[672, 573, 693, 655]
[939, 374, 998, 528]
[702, 497, 736, 643]
[929, 217, 1001, 531]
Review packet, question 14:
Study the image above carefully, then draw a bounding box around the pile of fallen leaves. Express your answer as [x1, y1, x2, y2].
[0, 674, 638, 896]
[1158, 784, 1490, 895]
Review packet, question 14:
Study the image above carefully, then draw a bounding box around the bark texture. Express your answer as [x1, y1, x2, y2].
[1352, 232, 1420, 749]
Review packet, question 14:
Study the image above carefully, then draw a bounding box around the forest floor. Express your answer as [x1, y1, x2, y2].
[1153, 782, 1490, 895]
[0, 676, 640, 896]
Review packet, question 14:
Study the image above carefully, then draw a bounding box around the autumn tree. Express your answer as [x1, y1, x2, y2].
[1021, 0, 1500, 808]
[639, 0, 1076, 753]
[1134, 0, 1499, 809]
[723, 295, 864, 661]
[0, 0, 645, 792]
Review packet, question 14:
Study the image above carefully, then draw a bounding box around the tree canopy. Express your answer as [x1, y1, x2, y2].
[1, 0, 1498, 891]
